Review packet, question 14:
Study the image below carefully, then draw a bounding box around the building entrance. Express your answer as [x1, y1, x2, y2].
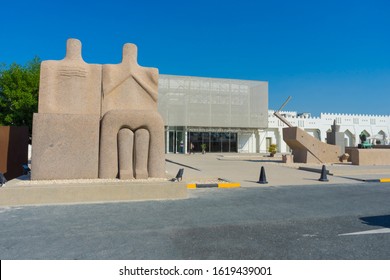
[168, 130, 184, 153]
[188, 132, 237, 153]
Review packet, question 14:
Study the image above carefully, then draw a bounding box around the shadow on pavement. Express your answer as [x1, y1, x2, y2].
[244, 180, 261, 184]
[244, 159, 284, 163]
[360, 215, 390, 228]
[165, 159, 202, 171]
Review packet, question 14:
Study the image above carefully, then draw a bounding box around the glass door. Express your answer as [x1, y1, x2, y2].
[176, 131, 184, 153]
[168, 131, 176, 153]
[168, 129, 184, 153]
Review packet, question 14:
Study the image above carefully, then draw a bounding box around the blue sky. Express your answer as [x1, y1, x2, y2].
[1, 0, 389, 116]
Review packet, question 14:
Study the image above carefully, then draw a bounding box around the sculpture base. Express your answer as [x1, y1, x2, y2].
[0, 180, 188, 207]
[349, 148, 390, 165]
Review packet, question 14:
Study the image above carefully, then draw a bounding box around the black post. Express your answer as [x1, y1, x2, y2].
[257, 166, 268, 184]
[319, 165, 329, 182]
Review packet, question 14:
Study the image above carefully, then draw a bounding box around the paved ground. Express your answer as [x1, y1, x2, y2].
[165, 153, 390, 186]
[1, 182, 390, 259]
[7, 152, 390, 188]
[1, 153, 390, 259]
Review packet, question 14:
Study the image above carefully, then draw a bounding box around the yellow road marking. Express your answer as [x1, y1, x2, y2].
[187, 183, 197, 189]
[218, 182, 241, 188]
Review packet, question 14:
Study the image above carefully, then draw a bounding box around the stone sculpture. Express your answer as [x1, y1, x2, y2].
[32, 39, 165, 180]
[273, 97, 341, 164]
[283, 127, 340, 163]
[326, 119, 346, 155]
[99, 44, 165, 179]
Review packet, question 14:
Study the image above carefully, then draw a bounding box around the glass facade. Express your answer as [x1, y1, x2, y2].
[158, 75, 268, 129]
[158, 75, 268, 153]
[188, 132, 237, 153]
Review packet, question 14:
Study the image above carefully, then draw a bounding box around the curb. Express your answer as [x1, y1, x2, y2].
[187, 182, 241, 189]
[364, 178, 390, 183]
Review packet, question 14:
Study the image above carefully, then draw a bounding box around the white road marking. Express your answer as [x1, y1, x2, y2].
[339, 228, 390, 236]
[302, 234, 318, 237]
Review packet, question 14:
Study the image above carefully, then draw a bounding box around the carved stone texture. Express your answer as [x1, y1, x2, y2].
[31, 113, 100, 180]
[99, 110, 165, 179]
[38, 39, 102, 115]
[32, 38, 102, 180]
[134, 129, 150, 179]
[118, 128, 134, 180]
[99, 43, 165, 179]
[101, 44, 159, 116]
[32, 38, 165, 181]
[117, 128, 151, 179]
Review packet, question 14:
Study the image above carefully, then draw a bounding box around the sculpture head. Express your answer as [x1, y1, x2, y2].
[331, 119, 340, 132]
[122, 43, 138, 64]
[66, 38, 83, 60]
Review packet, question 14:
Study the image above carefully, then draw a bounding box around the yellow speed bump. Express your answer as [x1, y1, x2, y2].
[380, 178, 390, 183]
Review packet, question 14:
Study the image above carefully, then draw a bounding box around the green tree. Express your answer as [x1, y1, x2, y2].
[0, 57, 40, 134]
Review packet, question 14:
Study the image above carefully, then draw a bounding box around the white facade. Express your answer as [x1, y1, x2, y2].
[238, 131, 257, 153]
[261, 110, 390, 153]
[157, 74, 389, 154]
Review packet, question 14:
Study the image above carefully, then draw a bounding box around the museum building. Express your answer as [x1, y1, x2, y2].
[158, 74, 390, 154]
[158, 74, 268, 154]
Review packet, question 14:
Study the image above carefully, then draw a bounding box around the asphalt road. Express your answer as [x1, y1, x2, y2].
[1, 182, 390, 259]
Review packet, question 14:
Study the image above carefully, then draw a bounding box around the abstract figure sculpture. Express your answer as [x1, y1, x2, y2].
[274, 97, 341, 164]
[99, 44, 165, 179]
[32, 39, 165, 180]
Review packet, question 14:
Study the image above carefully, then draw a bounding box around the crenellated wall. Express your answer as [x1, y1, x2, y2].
[261, 110, 390, 153]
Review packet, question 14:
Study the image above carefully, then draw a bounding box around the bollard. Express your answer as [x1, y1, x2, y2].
[173, 168, 184, 182]
[319, 165, 329, 182]
[0, 172, 6, 186]
[257, 166, 268, 184]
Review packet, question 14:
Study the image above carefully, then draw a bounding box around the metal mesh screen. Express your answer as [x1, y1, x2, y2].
[158, 75, 268, 128]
